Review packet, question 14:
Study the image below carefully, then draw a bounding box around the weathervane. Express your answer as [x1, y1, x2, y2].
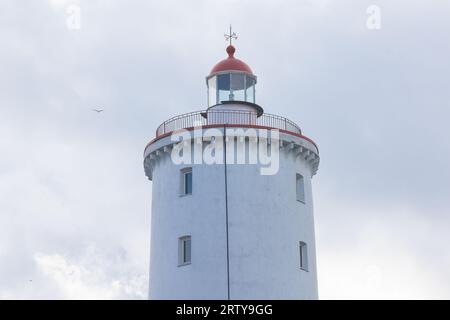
[224, 25, 238, 45]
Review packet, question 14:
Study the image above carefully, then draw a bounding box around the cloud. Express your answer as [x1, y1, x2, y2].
[48, 0, 74, 7]
[1, 0, 449, 299]
[34, 245, 147, 299]
[316, 204, 450, 299]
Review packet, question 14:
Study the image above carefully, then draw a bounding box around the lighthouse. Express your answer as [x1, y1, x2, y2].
[144, 30, 320, 300]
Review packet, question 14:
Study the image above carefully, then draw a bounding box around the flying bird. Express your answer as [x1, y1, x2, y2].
[92, 108, 104, 113]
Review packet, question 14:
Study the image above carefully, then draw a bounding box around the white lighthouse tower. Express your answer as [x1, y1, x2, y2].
[144, 32, 320, 300]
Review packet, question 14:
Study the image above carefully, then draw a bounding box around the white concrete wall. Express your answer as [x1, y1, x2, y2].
[146, 128, 318, 299]
[207, 103, 258, 126]
[226, 147, 318, 299]
[149, 155, 229, 299]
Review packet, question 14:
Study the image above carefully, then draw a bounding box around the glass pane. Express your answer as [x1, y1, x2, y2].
[299, 242, 307, 270]
[185, 171, 192, 195]
[217, 73, 230, 90]
[245, 75, 256, 103]
[217, 74, 230, 103]
[245, 75, 255, 89]
[296, 174, 305, 202]
[231, 73, 245, 101]
[300, 245, 303, 268]
[184, 239, 191, 263]
[246, 84, 255, 103]
[208, 76, 217, 106]
[231, 73, 245, 90]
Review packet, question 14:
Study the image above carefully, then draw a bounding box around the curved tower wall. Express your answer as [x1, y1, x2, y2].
[145, 127, 319, 299]
[149, 151, 228, 299]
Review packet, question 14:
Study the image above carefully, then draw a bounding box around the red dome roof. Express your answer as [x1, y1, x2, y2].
[210, 45, 253, 75]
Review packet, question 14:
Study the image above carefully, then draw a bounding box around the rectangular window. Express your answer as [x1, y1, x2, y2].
[179, 236, 191, 266]
[180, 168, 192, 196]
[296, 173, 305, 203]
[299, 241, 308, 271]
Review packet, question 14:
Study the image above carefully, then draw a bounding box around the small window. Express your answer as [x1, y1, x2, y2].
[180, 168, 192, 196]
[296, 173, 305, 203]
[299, 241, 308, 271]
[179, 236, 191, 266]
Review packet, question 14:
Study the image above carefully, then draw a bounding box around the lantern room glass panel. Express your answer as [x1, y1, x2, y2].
[207, 72, 257, 106]
[207, 76, 217, 106]
[217, 73, 231, 103]
[230, 73, 246, 102]
[245, 75, 256, 103]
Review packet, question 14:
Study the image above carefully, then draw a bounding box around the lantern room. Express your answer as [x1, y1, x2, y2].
[206, 45, 257, 107]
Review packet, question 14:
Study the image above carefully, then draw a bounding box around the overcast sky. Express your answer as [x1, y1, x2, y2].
[1, 0, 449, 299]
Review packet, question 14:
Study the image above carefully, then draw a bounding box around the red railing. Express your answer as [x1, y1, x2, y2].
[156, 110, 302, 137]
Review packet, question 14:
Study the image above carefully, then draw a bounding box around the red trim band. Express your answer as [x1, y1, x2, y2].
[144, 124, 319, 154]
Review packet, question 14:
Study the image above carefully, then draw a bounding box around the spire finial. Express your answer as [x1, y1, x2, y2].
[224, 25, 237, 46]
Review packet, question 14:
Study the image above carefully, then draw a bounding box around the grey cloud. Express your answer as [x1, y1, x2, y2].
[1, 0, 449, 299]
